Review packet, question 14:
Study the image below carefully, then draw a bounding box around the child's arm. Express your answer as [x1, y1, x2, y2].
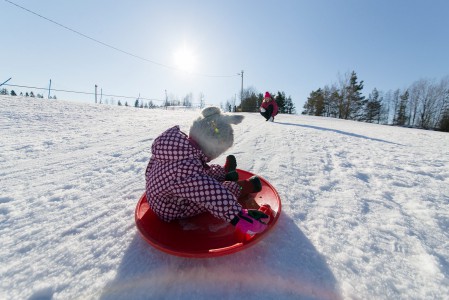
[203, 164, 226, 181]
[172, 174, 242, 222]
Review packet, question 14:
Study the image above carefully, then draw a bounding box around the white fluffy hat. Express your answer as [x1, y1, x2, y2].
[189, 107, 244, 160]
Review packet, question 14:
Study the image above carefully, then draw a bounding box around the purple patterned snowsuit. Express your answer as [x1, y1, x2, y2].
[145, 126, 242, 222]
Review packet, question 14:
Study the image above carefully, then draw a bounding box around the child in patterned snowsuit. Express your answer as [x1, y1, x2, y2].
[145, 107, 268, 235]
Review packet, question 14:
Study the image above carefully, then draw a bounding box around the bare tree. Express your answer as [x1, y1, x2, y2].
[336, 72, 349, 119]
[435, 76, 449, 127]
[408, 80, 424, 126]
[391, 89, 400, 125]
[322, 85, 340, 117]
[411, 79, 443, 129]
[198, 92, 205, 109]
[183, 93, 193, 107]
[381, 90, 392, 124]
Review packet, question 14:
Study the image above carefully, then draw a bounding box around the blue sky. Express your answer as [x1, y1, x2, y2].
[2, 0, 449, 111]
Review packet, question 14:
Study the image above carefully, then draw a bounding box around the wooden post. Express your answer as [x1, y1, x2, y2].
[48, 79, 52, 99]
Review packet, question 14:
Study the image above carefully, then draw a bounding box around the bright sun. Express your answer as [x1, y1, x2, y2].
[173, 45, 196, 73]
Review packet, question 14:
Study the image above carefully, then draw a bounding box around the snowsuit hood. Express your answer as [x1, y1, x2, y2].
[189, 106, 244, 161]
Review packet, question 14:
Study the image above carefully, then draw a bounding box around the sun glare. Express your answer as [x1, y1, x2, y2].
[173, 45, 197, 73]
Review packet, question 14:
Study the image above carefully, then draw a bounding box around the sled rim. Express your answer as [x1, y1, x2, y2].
[135, 169, 281, 258]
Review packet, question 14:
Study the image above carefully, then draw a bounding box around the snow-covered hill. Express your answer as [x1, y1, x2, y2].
[1, 96, 448, 299]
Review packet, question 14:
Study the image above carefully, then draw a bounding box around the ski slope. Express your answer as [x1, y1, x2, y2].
[1, 96, 448, 299]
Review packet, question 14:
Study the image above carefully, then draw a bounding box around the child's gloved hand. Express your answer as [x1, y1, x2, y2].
[232, 209, 269, 235]
[225, 170, 239, 181]
[260, 107, 266, 113]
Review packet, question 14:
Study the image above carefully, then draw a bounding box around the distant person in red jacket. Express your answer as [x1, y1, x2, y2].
[260, 91, 278, 122]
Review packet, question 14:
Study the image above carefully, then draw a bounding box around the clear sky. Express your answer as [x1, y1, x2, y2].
[2, 0, 449, 111]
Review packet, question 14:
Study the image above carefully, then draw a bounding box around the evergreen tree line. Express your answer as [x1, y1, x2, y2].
[232, 87, 296, 114]
[302, 71, 449, 131]
[128, 92, 206, 109]
[0, 87, 204, 108]
[1, 88, 57, 99]
[116, 99, 158, 108]
[2, 85, 297, 114]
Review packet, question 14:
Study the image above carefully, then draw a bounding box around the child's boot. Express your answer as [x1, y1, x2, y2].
[231, 208, 269, 235]
[238, 176, 262, 198]
[224, 155, 237, 173]
[224, 155, 239, 181]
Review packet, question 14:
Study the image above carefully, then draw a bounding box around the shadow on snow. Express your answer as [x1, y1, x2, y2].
[276, 122, 404, 146]
[100, 214, 342, 300]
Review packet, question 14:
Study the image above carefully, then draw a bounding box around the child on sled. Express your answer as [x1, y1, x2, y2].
[145, 107, 269, 235]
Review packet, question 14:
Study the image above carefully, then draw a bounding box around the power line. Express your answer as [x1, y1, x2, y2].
[3, 82, 212, 106]
[4, 83, 164, 102]
[4, 0, 239, 78]
[0, 77, 12, 87]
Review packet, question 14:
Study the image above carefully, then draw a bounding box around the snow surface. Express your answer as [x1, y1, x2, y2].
[1, 96, 448, 300]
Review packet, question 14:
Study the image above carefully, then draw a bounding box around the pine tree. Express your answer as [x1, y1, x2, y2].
[343, 71, 365, 120]
[275, 91, 286, 113]
[395, 90, 409, 126]
[284, 95, 296, 114]
[365, 88, 382, 123]
[239, 88, 260, 112]
[302, 88, 324, 116]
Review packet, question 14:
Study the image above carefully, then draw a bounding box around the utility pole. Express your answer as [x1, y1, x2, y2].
[238, 70, 244, 111]
[48, 79, 52, 99]
[95, 85, 97, 103]
[165, 89, 168, 109]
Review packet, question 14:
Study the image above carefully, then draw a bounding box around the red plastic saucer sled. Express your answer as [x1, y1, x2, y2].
[135, 169, 281, 258]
